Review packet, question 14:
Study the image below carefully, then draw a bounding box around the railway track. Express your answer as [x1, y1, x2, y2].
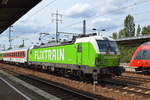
[0, 64, 148, 100]
[102, 79, 150, 98]
[3, 69, 108, 100]
[11, 68, 150, 99]
[115, 75, 150, 83]
[113, 75, 150, 89]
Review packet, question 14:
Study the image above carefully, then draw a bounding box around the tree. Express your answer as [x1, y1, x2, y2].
[7, 47, 12, 50]
[124, 14, 135, 37]
[136, 24, 141, 36]
[112, 32, 118, 39]
[118, 28, 127, 38]
[142, 25, 150, 35]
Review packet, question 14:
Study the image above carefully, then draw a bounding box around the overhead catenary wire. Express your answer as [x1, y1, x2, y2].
[62, 21, 82, 29]
[102, 0, 150, 16]
[94, 0, 150, 33]
[20, 0, 57, 22]
[1, 0, 150, 39]
[62, 0, 150, 31]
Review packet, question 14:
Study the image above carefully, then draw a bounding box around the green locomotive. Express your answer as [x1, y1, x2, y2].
[28, 35, 124, 78]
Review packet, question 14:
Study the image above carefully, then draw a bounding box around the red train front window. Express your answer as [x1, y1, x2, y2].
[142, 50, 150, 60]
[134, 50, 143, 60]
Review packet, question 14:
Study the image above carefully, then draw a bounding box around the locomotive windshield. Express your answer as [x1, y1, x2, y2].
[96, 40, 119, 53]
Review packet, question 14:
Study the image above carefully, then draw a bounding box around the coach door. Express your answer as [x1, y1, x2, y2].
[77, 44, 82, 65]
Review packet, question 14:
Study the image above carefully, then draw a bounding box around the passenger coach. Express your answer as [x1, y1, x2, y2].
[0, 49, 28, 63]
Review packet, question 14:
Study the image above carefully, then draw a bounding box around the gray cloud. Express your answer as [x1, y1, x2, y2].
[91, 17, 120, 31]
[13, 23, 51, 35]
[65, 3, 96, 18]
[97, 0, 130, 15]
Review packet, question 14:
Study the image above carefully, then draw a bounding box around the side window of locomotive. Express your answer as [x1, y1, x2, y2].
[77, 44, 82, 52]
[134, 50, 143, 60]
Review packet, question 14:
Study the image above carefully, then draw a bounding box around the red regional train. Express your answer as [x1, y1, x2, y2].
[130, 42, 150, 72]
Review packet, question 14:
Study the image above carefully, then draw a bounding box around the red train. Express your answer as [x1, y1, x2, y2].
[130, 42, 150, 72]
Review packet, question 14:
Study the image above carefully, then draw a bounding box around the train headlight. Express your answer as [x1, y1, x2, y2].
[95, 58, 100, 65]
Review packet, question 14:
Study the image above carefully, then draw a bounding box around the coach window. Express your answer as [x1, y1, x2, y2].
[21, 52, 23, 57]
[23, 52, 25, 57]
[77, 44, 82, 52]
[19, 52, 21, 57]
[18, 52, 20, 57]
[21, 52, 22, 57]
[22, 52, 24, 57]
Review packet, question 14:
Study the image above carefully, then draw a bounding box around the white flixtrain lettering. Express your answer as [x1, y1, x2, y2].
[59, 49, 64, 61]
[34, 48, 64, 61]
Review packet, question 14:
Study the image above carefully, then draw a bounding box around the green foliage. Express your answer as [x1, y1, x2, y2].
[7, 47, 12, 50]
[136, 24, 141, 36]
[112, 14, 135, 39]
[112, 32, 118, 39]
[118, 28, 127, 38]
[124, 14, 135, 37]
[141, 25, 150, 35]
[119, 46, 137, 63]
[111, 15, 150, 63]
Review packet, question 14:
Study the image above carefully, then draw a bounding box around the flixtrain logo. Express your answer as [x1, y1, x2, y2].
[34, 49, 64, 61]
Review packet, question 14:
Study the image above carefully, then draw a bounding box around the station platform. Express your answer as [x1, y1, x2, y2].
[0, 77, 27, 100]
[0, 70, 60, 100]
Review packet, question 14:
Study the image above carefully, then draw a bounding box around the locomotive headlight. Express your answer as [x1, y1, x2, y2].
[95, 57, 100, 65]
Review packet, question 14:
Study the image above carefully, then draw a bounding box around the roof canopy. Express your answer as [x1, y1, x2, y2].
[116, 35, 150, 46]
[0, 0, 41, 34]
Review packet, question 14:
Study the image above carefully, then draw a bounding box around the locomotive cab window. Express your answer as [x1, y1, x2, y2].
[77, 44, 82, 52]
[96, 40, 119, 52]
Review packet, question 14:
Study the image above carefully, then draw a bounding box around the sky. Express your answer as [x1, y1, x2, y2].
[0, 0, 150, 50]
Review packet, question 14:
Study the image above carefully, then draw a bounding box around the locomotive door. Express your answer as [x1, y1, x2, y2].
[77, 44, 82, 65]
